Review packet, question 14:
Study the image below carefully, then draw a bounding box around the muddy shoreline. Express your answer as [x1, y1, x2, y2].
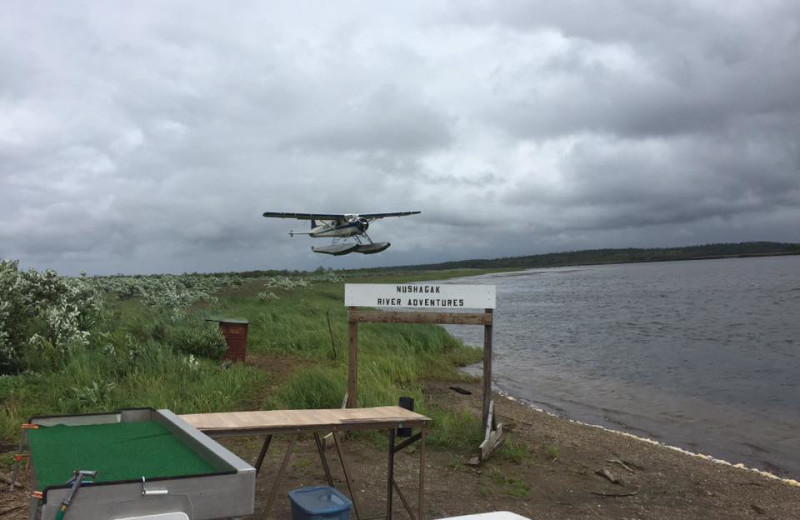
[4, 377, 799, 519]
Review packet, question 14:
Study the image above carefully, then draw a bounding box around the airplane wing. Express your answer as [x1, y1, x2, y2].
[263, 211, 421, 221]
[262, 212, 345, 220]
[358, 211, 421, 221]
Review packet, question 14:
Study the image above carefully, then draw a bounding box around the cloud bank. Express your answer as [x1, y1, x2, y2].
[1, 1, 798, 274]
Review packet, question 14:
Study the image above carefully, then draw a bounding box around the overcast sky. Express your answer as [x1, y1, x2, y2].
[2, 1, 799, 275]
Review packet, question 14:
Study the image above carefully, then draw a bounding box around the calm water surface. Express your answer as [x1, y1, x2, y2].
[442, 256, 800, 478]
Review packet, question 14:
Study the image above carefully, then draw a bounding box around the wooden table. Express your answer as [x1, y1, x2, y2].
[181, 406, 430, 520]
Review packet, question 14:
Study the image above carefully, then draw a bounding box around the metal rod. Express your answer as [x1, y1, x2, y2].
[392, 478, 416, 520]
[313, 433, 334, 487]
[260, 433, 296, 520]
[333, 431, 363, 520]
[393, 432, 422, 453]
[419, 426, 426, 520]
[387, 428, 396, 520]
[255, 434, 273, 475]
[9, 426, 28, 492]
[9, 461, 20, 493]
[326, 310, 337, 360]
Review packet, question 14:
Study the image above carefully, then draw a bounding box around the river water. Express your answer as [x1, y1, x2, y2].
[442, 256, 800, 478]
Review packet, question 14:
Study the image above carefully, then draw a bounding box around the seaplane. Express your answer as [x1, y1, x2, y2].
[262, 210, 421, 255]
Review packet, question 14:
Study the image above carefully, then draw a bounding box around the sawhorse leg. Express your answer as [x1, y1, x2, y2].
[313, 433, 334, 487]
[419, 425, 426, 520]
[332, 431, 363, 520]
[255, 434, 273, 474]
[387, 428, 396, 519]
[386, 425, 427, 520]
[259, 433, 297, 520]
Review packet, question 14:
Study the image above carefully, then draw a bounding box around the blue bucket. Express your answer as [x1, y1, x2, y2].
[288, 486, 352, 520]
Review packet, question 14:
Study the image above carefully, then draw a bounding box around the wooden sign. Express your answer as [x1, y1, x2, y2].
[345, 283, 496, 309]
[344, 282, 503, 464]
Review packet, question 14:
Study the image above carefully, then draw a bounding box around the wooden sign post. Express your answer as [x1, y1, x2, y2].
[345, 283, 503, 461]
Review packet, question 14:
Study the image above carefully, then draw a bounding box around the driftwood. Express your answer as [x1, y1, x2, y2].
[595, 468, 621, 484]
[1, 471, 24, 489]
[465, 455, 481, 466]
[606, 458, 636, 473]
[587, 490, 638, 498]
[500, 414, 536, 428]
[0, 506, 26, 516]
[479, 400, 504, 462]
[449, 386, 472, 395]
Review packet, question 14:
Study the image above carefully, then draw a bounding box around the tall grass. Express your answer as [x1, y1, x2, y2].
[0, 303, 269, 445]
[2, 270, 487, 451]
[0, 348, 268, 437]
[202, 275, 486, 450]
[265, 357, 483, 449]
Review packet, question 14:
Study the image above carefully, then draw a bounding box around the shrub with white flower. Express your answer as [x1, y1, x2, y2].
[0, 260, 103, 374]
[261, 275, 310, 290]
[308, 269, 344, 283]
[257, 291, 281, 301]
[88, 273, 244, 311]
[184, 354, 201, 372]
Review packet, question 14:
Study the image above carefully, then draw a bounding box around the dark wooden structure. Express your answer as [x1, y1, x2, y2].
[207, 319, 249, 362]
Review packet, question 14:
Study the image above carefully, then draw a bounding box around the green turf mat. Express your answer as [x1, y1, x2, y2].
[29, 420, 219, 491]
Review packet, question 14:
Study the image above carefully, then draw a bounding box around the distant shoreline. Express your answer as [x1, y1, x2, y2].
[368, 241, 800, 274]
[517, 250, 800, 268]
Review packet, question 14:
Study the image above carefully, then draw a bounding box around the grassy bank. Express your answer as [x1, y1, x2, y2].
[1, 268, 497, 456]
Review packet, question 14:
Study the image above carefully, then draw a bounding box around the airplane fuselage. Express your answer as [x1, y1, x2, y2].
[309, 219, 367, 238]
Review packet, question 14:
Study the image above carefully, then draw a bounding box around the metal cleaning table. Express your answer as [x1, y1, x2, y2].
[24, 408, 255, 520]
[180, 406, 431, 520]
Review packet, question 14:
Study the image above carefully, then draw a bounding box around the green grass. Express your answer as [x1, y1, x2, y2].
[498, 437, 534, 464]
[1, 269, 488, 451]
[546, 445, 560, 460]
[488, 467, 532, 498]
[1, 345, 268, 440]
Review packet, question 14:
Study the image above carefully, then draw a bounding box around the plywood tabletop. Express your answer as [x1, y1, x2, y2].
[180, 406, 430, 436]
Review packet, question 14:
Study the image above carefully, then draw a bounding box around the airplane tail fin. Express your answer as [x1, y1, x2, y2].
[311, 219, 316, 229]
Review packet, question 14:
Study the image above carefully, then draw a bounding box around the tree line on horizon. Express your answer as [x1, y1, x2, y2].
[385, 241, 800, 272]
[209, 241, 800, 278]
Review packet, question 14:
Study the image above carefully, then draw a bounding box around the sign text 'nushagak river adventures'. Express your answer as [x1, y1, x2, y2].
[345, 283, 496, 309]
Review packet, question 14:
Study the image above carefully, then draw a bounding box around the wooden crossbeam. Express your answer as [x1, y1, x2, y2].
[350, 310, 492, 326]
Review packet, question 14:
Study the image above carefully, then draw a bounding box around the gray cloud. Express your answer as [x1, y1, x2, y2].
[1, 1, 799, 275]
[454, 1, 800, 140]
[283, 85, 455, 154]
